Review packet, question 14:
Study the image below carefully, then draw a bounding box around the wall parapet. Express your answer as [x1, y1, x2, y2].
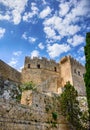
[0, 60, 21, 83]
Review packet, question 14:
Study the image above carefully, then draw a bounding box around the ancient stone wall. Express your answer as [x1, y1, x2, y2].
[0, 92, 70, 130]
[70, 56, 86, 96]
[60, 56, 86, 96]
[24, 56, 59, 72]
[22, 57, 60, 85]
[0, 60, 21, 83]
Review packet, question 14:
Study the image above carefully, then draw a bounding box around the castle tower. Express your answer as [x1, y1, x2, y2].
[60, 56, 86, 96]
[21, 56, 60, 86]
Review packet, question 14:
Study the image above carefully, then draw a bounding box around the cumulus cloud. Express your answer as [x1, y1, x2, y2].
[59, 2, 70, 16]
[43, 14, 81, 40]
[39, 6, 51, 19]
[0, 27, 6, 39]
[13, 51, 22, 56]
[28, 37, 36, 43]
[23, 2, 39, 22]
[0, 14, 10, 21]
[44, 26, 56, 38]
[22, 32, 27, 40]
[22, 32, 37, 43]
[42, 0, 89, 43]
[31, 50, 39, 58]
[47, 43, 70, 58]
[67, 34, 85, 46]
[38, 42, 45, 50]
[0, 0, 28, 24]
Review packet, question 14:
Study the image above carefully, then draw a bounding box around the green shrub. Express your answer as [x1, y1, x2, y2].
[20, 82, 36, 92]
[52, 112, 58, 120]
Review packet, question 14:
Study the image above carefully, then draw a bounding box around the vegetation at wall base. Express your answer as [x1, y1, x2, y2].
[84, 32, 90, 129]
[20, 82, 36, 92]
[60, 81, 87, 130]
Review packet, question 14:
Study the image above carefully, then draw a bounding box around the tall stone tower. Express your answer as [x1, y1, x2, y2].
[60, 56, 86, 96]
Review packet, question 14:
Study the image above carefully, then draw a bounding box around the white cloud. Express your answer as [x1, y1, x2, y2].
[78, 47, 84, 53]
[22, 32, 27, 40]
[39, 6, 51, 19]
[0, 27, 6, 39]
[47, 43, 70, 58]
[0, 14, 10, 21]
[31, 50, 39, 58]
[43, 14, 80, 40]
[23, 2, 39, 22]
[59, 2, 70, 16]
[8, 58, 18, 67]
[13, 51, 22, 56]
[44, 26, 56, 38]
[22, 32, 36, 43]
[42, 0, 89, 42]
[67, 35, 85, 47]
[38, 42, 45, 50]
[28, 37, 36, 43]
[0, 0, 28, 24]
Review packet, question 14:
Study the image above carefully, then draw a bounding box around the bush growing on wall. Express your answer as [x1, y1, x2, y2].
[20, 82, 36, 92]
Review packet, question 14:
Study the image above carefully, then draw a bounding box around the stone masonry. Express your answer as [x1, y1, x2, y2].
[22, 55, 86, 96]
[0, 55, 87, 130]
[0, 56, 85, 96]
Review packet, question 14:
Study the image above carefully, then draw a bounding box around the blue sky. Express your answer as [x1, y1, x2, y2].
[0, 0, 90, 71]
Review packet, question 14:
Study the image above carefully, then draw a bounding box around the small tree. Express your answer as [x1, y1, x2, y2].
[60, 82, 86, 130]
[84, 32, 90, 129]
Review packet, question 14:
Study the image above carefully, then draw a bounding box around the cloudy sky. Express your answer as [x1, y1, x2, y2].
[0, 0, 90, 71]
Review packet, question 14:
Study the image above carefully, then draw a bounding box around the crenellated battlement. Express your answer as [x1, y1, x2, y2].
[69, 56, 84, 68]
[24, 56, 59, 72]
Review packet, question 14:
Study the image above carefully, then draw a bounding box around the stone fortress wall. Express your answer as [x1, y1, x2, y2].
[0, 55, 87, 130]
[0, 56, 86, 95]
[70, 56, 86, 96]
[0, 92, 70, 130]
[60, 56, 86, 96]
[0, 60, 21, 83]
[22, 55, 86, 96]
[22, 56, 60, 86]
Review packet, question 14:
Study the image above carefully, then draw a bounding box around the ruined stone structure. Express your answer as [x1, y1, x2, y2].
[0, 55, 87, 130]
